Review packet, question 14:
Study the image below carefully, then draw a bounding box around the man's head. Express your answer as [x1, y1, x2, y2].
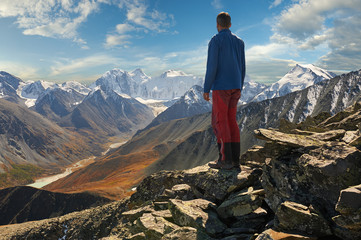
[217, 12, 231, 32]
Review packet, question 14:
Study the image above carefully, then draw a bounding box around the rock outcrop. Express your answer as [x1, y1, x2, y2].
[1, 102, 360, 239]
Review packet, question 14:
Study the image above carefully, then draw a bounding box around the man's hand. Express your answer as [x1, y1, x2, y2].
[203, 92, 210, 102]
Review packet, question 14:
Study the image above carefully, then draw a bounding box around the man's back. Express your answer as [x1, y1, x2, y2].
[204, 29, 245, 93]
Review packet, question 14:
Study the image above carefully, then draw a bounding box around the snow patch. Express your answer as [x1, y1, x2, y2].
[136, 97, 168, 116]
[58, 224, 68, 240]
[302, 85, 322, 119]
[331, 80, 343, 114]
[287, 93, 301, 122]
[25, 99, 37, 108]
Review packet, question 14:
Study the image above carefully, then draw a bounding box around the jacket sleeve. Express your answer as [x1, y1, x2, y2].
[204, 37, 219, 93]
[240, 40, 246, 92]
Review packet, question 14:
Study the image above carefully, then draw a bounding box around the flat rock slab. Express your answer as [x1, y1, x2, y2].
[168, 199, 226, 236]
[136, 213, 179, 239]
[255, 129, 326, 148]
[217, 187, 265, 219]
[122, 205, 153, 222]
[275, 201, 331, 237]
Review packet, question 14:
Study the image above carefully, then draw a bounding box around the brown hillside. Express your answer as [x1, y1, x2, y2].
[44, 114, 211, 200]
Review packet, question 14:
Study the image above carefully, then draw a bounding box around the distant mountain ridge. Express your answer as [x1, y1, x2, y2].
[61, 88, 154, 136]
[91, 68, 203, 100]
[252, 64, 336, 102]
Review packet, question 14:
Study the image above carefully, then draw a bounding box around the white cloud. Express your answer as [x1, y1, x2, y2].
[0, 0, 101, 48]
[0, 61, 39, 80]
[211, 0, 223, 10]
[115, 23, 135, 34]
[271, 0, 361, 72]
[317, 14, 361, 71]
[104, 0, 175, 48]
[270, 0, 283, 9]
[274, 0, 361, 41]
[245, 43, 299, 83]
[105, 34, 131, 48]
[50, 54, 119, 76]
[124, 0, 173, 32]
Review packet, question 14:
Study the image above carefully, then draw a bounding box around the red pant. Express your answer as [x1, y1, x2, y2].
[211, 89, 241, 163]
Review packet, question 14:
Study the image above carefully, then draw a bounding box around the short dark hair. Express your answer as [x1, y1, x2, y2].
[217, 12, 231, 28]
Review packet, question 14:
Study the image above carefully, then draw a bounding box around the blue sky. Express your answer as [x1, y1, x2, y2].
[0, 0, 360, 84]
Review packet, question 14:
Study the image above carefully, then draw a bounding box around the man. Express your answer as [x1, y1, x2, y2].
[203, 12, 246, 170]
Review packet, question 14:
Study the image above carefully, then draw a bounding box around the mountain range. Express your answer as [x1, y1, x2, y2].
[44, 68, 361, 199]
[91, 68, 203, 100]
[0, 64, 342, 192]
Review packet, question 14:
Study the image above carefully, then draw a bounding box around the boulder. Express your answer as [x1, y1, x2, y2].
[168, 199, 226, 236]
[231, 207, 269, 231]
[171, 184, 195, 200]
[333, 210, 361, 232]
[217, 187, 265, 219]
[332, 184, 361, 236]
[275, 201, 331, 236]
[135, 213, 179, 240]
[240, 145, 268, 167]
[261, 140, 361, 215]
[335, 184, 361, 214]
[151, 210, 173, 221]
[122, 205, 153, 222]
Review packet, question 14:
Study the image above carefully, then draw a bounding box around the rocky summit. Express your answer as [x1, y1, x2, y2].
[1, 102, 361, 240]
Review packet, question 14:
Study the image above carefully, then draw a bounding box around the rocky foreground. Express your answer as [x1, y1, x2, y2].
[1, 103, 361, 240]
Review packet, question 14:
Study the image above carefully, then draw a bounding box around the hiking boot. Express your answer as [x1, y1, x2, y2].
[208, 160, 233, 170]
[231, 142, 241, 170]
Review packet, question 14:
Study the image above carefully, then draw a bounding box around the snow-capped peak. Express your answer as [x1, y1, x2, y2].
[279, 64, 336, 86]
[130, 68, 146, 76]
[61, 81, 91, 95]
[160, 70, 189, 78]
[252, 64, 336, 102]
[183, 85, 203, 104]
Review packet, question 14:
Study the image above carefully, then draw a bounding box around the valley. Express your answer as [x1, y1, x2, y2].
[28, 139, 128, 189]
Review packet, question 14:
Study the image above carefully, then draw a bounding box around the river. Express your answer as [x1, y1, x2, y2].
[27, 141, 127, 189]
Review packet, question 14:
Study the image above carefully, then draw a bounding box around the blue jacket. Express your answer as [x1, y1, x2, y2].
[204, 29, 246, 93]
